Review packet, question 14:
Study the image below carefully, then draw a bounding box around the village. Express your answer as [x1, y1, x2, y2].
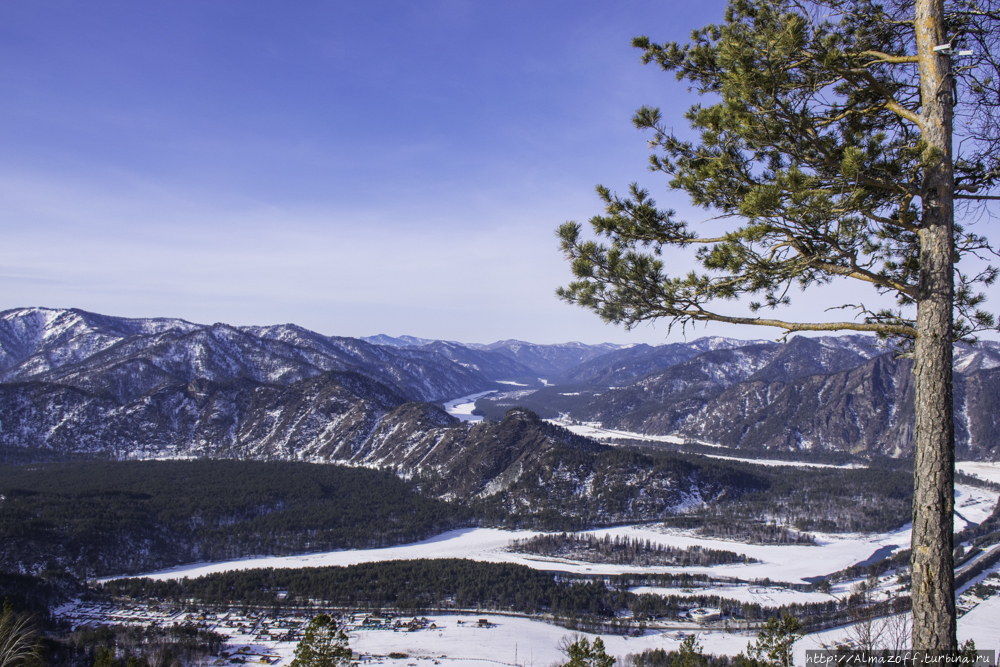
[52, 599, 504, 666]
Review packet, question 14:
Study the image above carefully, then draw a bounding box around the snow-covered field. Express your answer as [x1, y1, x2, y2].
[629, 584, 836, 607]
[121, 524, 896, 584]
[119, 483, 995, 586]
[958, 461, 1000, 486]
[340, 614, 756, 667]
[198, 613, 762, 667]
[547, 420, 690, 445]
[88, 480, 1000, 664]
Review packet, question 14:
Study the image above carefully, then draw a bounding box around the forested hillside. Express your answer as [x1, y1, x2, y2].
[0, 461, 467, 577]
[0, 448, 917, 578]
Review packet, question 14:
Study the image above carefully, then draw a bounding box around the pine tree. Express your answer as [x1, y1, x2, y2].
[743, 614, 804, 667]
[557, 0, 1000, 651]
[676, 635, 708, 667]
[560, 636, 616, 667]
[290, 614, 351, 667]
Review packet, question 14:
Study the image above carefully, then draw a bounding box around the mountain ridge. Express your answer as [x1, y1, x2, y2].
[3, 307, 999, 465]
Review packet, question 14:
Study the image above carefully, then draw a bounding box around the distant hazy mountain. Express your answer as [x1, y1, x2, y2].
[365, 334, 631, 377]
[361, 334, 441, 348]
[413, 340, 539, 382]
[555, 336, 773, 386]
[475, 339, 629, 377]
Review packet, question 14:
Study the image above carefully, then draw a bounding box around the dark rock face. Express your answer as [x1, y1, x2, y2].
[561, 337, 1000, 460]
[685, 354, 916, 455]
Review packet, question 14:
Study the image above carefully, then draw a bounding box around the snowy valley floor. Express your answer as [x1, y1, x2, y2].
[82, 480, 1000, 666]
[113, 483, 999, 585]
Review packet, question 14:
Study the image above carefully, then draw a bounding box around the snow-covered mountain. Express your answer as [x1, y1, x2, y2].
[0, 308, 496, 403]
[480, 335, 1000, 460]
[4, 307, 1000, 466]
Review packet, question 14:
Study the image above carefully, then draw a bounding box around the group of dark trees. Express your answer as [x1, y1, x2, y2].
[0, 449, 922, 586]
[508, 532, 757, 566]
[0, 460, 468, 577]
[686, 463, 914, 537]
[100, 558, 895, 634]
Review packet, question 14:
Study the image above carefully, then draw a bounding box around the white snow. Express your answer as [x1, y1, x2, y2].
[631, 584, 836, 607]
[957, 461, 1000, 486]
[546, 418, 867, 469]
[954, 484, 1000, 530]
[958, 593, 1000, 653]
[442, 391, 495, 423]
[697, 453, 865, 470]
[113, 485, 993, 586]
[547, 420, 688, 445]
[344, 615, 757, 667]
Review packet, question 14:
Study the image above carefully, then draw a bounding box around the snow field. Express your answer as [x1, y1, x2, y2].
[629, 585, 835, 607]
[124, 484, 994, 586]
[343, 614, 764, 667]
[958, 461, 1000, 487]
[102, 481, 999, 661]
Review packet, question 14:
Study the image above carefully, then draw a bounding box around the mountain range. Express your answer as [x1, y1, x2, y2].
[1, 307, 998, 477]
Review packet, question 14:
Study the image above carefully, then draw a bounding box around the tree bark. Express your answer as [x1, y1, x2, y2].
[911, 0, 957, 652]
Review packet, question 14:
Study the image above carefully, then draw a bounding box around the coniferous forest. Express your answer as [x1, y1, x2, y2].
[0, 460, 468, 578]
[0, 454, 920, 579]
[507, 532, 757, 566]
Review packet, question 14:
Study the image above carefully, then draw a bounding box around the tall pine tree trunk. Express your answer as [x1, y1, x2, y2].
[912, 0, 957, 651]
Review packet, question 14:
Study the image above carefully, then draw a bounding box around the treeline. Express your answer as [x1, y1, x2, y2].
[624, 648, 743, 667]
[508, 532, 757, 566]
[0, 460, 469, 577]
[688, 520, 815, 544]
[614, 437, 861, 467]
[680, 461, 914, 535]
[102, 558, 875, 632]
[103, 559, 620, 619]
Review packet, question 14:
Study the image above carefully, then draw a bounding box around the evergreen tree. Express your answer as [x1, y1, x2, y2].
[557, 0, 1000, 651]
[743, 614, 804, 667]
[561, 636, 616, 667]
[290, 614, 351, 667]
[677, 635, 709, 667]
[93, 648, 117, 667]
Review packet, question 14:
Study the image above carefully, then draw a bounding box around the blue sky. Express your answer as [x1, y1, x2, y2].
[1, 0, 984, 345]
